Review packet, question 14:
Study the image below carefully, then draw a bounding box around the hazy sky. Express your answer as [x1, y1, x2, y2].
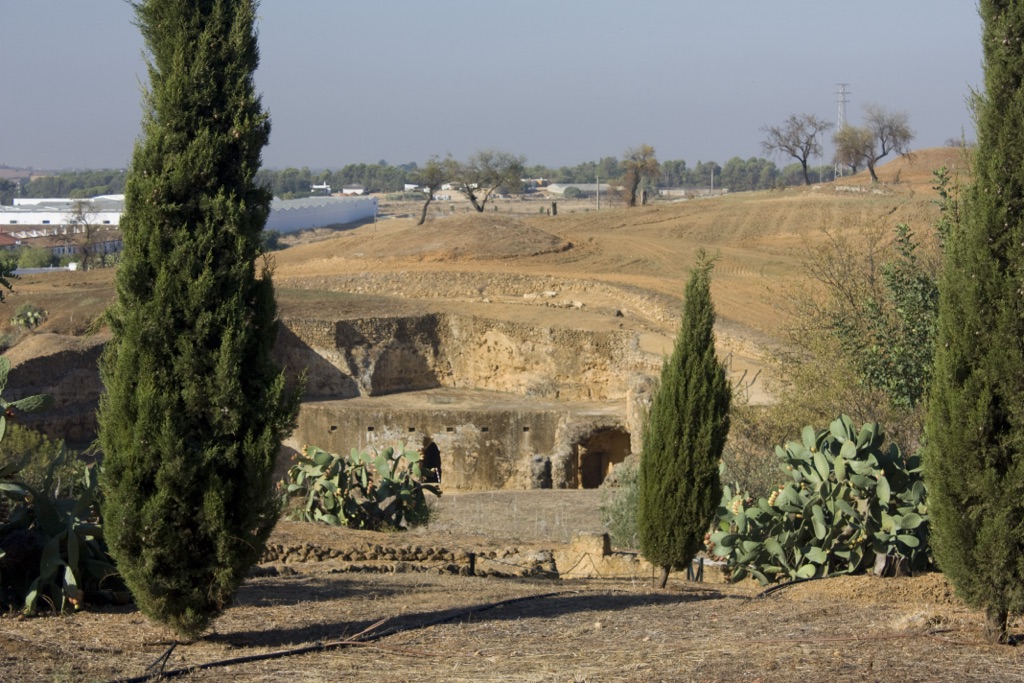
[2, 1, 983, 171]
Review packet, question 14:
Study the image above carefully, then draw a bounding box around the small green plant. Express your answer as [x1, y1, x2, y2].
[284, 443, 440, 531]
[707, 416, 929, 584]
[600, 456, 640, 549]
[0, 356, 53, 431]
[11, 304, 46, 330]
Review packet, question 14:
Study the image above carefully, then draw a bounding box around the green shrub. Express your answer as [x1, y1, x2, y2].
[17, 247, 56, 269]
[0, 424, 83, 500]
[600, 456, 639, 549]
[283, 443, 440, 531]
[708, 416, 930, 584]
[0, 250, 16, 270]
[260, 229, 282, 252]
[0, 455, 118, 614]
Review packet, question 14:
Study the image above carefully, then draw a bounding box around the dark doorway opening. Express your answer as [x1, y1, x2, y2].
[422, 441, 441, 483]
[576, 428, 631, 488]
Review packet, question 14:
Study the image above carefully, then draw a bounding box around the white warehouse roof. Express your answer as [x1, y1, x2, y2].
[1, 195, 378, 235]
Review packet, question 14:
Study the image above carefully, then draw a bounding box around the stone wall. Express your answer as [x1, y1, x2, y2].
[292, 398, 562, 490]
[287, 391, 632, 490]
[274, 311, 659, 490]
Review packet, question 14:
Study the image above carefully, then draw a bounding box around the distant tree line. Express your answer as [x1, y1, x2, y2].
[535, 156, 821, 192]
[254, 162, 418, 198]
[0, 179, 16, 205]
[20, 170, 127, 199]
[9, 154, 840, 205]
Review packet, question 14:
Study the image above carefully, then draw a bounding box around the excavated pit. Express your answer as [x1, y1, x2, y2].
[275, 312, 661, 490]
[6, 310, 660, 491]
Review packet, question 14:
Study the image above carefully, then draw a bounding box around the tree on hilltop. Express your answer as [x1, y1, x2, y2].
[449, 149, 525, 212]
[834, 104, 914, 182]
[760, 113, 833, 185]
[621, 144, 660, 207]
[414, 155, 451, 226]
[98, 0, 300, 638]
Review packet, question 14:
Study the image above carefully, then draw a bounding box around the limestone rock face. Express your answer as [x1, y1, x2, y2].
[276, 312, 651, 402]
[553, 532, 653, 579]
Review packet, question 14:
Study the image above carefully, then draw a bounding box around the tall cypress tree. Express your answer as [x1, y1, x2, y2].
[98, 0, 298, 638]
[637, 251, 731, 588]
[925, 0, 1024, 645]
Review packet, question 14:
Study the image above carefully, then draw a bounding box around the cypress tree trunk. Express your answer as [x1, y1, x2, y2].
[637, 250, 731, 588]
[98, 0, 299, 638]
[657, 565, 670, 590]
[925, 0, 1024, 645]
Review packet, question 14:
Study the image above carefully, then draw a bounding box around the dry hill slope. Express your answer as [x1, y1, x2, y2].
[0, 147, 964, 418]
[271, 147, 963, 387]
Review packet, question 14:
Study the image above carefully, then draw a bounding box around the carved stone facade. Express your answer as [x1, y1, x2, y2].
[276, 313, 661, 490]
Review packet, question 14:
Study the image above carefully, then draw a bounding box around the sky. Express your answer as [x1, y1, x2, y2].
[2, 1, 984, 172]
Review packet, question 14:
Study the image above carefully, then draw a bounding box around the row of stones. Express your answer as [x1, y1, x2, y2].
[260, 542, 557, 578]
[263, 542, 470, 564]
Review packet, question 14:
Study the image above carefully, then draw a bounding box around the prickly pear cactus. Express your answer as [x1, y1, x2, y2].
[284, 443, 440, 531]
[707, 416, 929, 584]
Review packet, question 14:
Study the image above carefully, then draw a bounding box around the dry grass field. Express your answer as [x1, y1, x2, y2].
[5, 148, 1016, 683]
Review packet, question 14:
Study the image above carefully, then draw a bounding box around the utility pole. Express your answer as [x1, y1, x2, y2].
[834, 83, 850, 180]
[596, 173, 600, 210]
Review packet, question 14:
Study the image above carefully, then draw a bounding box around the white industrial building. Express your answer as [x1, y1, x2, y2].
[4, 196, 123, 232]
[0, 194, 378, 236]
[265, 196, 377, 233]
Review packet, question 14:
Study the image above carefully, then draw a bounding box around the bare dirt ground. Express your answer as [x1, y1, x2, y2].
[3, 490, 1023, 683]
[1, 149, 1005, 682]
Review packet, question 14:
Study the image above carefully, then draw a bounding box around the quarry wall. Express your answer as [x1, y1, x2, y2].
[6, 309, 659, 489]
[276, 312, 653, 402]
